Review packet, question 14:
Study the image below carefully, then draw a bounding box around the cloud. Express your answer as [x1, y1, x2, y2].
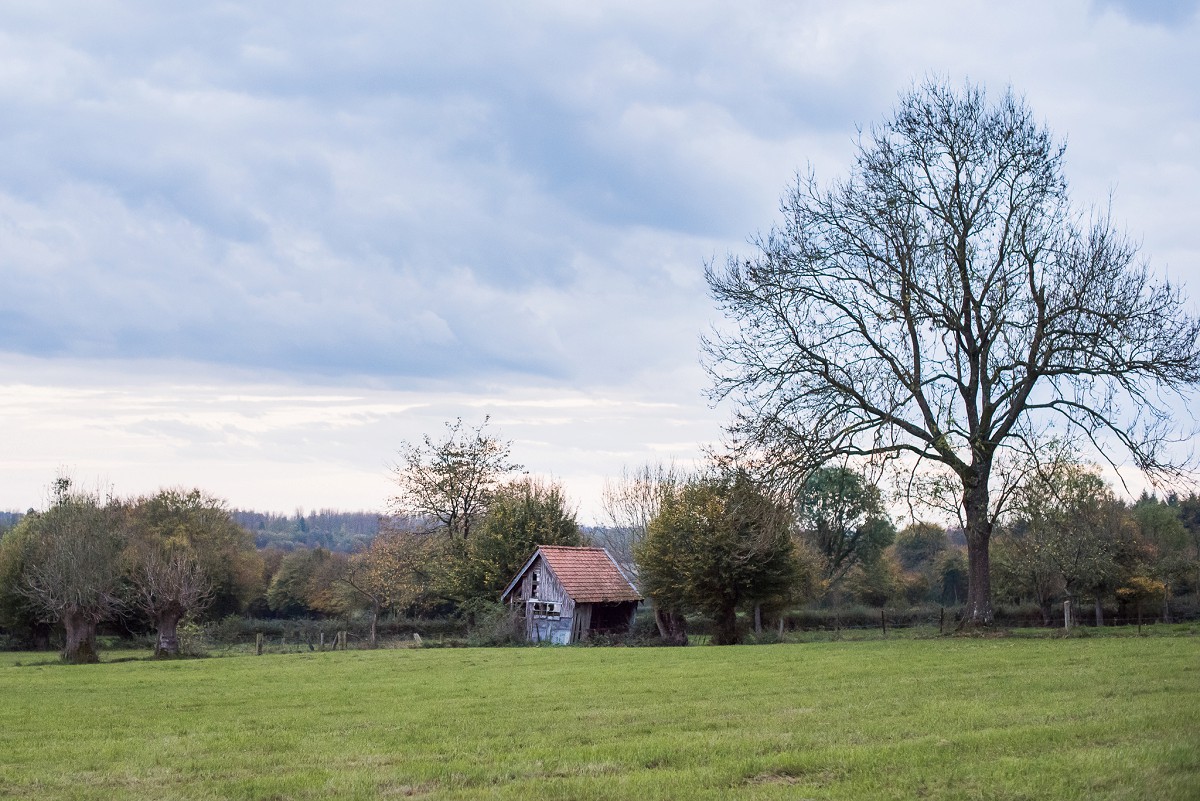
[0, 2, 886, 386]
[1094, 0, 1200, 26]
[0, 354, 722, 520]
[0, 1, 1198, 514]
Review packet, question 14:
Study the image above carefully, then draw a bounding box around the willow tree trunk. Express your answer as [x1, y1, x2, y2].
[961, 467, 994, 627]
[653, 604, 688, 646]
[711, 604, 740, 646]
[62, 609, 99, 664]
[155, 611, 183, 657]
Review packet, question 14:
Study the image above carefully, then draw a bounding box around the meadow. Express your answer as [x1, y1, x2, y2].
[0, 635, 1197, 800]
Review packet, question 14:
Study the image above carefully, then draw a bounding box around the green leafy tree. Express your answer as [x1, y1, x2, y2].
[1170, 494, 1200, 598]
[793, 467, 895, 590]
[0, 515, 50, 648]
[995, 463, 1139, 624]
[845, 552, 904, 608]
[267, 548, 349, 618]
[992, 529, 1063, 624]
[932, 548, 969, 607]
[889, 522, 956, 605]
[391, 417, 521, 541]
[124, 489, 257, 656]
[1132, 495, 1194, 621]
[637, 470, 804, 645]
[1117, 575, 1167, 628]
[341, 527, 437, 645]
[893, 523, 948, 572]
[704, 79, 1200, 626]
[443, 477, 582, 605]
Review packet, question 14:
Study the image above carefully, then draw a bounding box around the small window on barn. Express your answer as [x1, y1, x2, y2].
[530, 570, 539, 598]
[531, 602, 560, 619]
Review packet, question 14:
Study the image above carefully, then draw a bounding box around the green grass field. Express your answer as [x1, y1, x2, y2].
[1, 636, 1197, 800]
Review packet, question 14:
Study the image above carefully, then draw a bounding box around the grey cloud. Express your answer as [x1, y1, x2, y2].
[1, 1, 1198, 390]
[1095, 0, 1200, 26]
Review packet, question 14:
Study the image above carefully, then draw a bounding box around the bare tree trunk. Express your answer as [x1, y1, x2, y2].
[1094, 596, 1104, 627]
[961, 471, 994, 627]
[754, 603, 762, 635]
[370, 601, 380, 647]
[155, 610, 184, 657]
[62, 609, 99, 664]
[653, 605, 688, 646]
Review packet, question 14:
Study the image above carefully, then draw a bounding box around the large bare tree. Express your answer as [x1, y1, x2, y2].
[705, 80, 1200, 625]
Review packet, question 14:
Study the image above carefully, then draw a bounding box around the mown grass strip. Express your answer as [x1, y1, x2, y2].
[0, 638, 1196, 799]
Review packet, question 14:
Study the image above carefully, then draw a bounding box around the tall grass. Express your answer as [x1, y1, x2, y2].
[0, 637, 1196, 799]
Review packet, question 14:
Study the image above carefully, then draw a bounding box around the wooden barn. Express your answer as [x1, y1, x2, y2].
[500, 545, 642, 644]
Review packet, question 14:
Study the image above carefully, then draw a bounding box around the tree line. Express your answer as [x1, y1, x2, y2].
[2, 414, 1198, 662]
[0, 419, 590, 661]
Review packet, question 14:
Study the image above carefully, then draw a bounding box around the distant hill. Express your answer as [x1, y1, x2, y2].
[0, 511, 24, 531]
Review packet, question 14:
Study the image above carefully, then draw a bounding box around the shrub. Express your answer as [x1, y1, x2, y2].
[462, 600, 525, 647]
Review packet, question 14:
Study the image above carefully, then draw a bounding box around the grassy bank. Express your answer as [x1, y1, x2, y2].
[1, 637, 1196, 799]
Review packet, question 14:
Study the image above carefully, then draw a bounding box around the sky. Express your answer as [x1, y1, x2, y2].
[1, 0, 1198, 522]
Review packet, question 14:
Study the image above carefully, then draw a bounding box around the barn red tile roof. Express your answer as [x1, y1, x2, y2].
[536, 546, 642, 603]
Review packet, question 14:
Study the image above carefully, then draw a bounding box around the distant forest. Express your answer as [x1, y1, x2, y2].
[0, 507, 387, 553]
[231, 509, 384, 552]
[1, 504, 616, 556]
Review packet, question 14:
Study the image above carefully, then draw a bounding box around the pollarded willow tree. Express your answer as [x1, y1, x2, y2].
[705, 80, 1200, 625]
[17, 482, 125, 663]
[123, 489, 248, 657]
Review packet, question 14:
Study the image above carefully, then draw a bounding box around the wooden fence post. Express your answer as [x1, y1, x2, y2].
[939, 606, 945, 635]
[256, 633, 263, 656]
[881, 609, 887, 635]
[319, 632, 325, 651]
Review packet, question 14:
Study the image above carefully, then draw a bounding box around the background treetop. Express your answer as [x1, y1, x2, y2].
[390, 417, 522, 541]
